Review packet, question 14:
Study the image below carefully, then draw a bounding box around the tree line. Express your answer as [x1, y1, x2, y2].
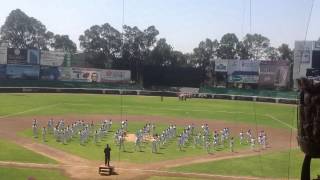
[0, 9, 294, 83]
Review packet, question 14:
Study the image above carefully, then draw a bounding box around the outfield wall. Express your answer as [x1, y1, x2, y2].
[0, 87, 298, 104]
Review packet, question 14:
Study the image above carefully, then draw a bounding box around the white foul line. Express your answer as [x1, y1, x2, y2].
[265, 114, 296, 129]
[116, 167, 263, 180]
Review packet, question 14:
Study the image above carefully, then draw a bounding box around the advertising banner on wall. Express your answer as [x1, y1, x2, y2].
[0, 47, 7, 64]
[239, 60, 260, 72]
[58, 67, 100, 82]
[74, 68, 100, 82]
[227, 60, 239, 75]
[99, 69, 131, 82]
[6, 64, 40, 80]
[7, 48, 28, 64]
[227, 60, 259, 75]
[58, 67, 131, 83]
[294, 50, 311, 64]
[40, 66, 60, 80]
[259, 74, 275, 86]
[27, 49, 40, 65]
[228, 74, 259, 84]
[259, 61, 289, 87]
[58, 67, 71, 81]
[259, 61, 275, 87]
[274, 65, 289, 87]
[214, 60, 228, 72]
[0, 65, 6, 80]
[40, 50, 65, 66]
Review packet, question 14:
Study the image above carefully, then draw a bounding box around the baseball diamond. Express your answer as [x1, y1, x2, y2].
[0, 1, 319, 179]
[0, 93, 317, 180]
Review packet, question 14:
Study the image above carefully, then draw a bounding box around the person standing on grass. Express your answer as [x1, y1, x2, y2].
[239, 130, 244, 145]
[104, 144, 111, 166]
[230, 137, 234, 152]
[251, 137, 255, 150]
[94, 130, 99, 144]
[42, 127, 46, 142]
[205, 140, 211, 153]
[32, 124, 38, 138]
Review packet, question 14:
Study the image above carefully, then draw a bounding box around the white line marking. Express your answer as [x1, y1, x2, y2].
[116, 168, 263, 180]
[265, 114, 296, 129]
[0, 104, 60, 119]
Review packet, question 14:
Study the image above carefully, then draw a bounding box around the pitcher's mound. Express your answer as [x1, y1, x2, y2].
[125, 134, 153, 142]
[125, 134, 136, 142]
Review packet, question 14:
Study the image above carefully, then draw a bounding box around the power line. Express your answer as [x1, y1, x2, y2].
[241, 0, 246, 37]
[299, 0, 315, 73]
[303, 0, 315, 44]
[249, 0, 252, 34]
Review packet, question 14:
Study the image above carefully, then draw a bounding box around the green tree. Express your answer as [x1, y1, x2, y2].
[51, 35, 77, 53]
[184, 53, 197, 67]
[122, 25, 159, 82]
[278, 43, 293, 61]
[217, 33, 239, 59]
[148, 38, 172, 66]
[0, 9, 53, 50]
[237, 41, 250, 59]
[265, 47, 280, 60]
[194, 39, 218, 69]
[147, 38, 188, 67]
[171, 51, 190, 67]
[241, 33, 270, 60]
[79, 23, 122, 68]
[193, 38, 218, 83]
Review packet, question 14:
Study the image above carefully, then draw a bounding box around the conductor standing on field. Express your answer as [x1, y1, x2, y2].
[104, 144, 111, 166]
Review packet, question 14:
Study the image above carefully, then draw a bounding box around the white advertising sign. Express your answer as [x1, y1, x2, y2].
[227, 59, 259, 75]
[100, 69, 131, 82]
[214, 60, 228, 72]
[58, 67, 131, 83]
[41, 51, 65, 66]
[294, 50, 311, 64]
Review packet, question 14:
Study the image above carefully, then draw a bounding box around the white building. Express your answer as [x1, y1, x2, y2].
[293, 40, 320, 88]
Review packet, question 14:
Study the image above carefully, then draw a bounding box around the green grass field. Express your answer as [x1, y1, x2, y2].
[0, 138, 56, 164]
[0, 93, 301, 179]
[148, 176, 204, 180]
[170, 149, 320, 179]
[0, 93, 296, 129]
[0, 167, 68, 180]
[21, 121, 249, 163]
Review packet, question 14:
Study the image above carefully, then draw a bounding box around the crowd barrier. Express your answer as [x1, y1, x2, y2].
[0, 87, 298, 105]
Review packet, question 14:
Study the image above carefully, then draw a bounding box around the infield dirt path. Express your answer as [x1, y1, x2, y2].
[0, 114, 297, 180]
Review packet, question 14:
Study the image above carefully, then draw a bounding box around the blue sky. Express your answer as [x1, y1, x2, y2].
[0, 0, 319, 52]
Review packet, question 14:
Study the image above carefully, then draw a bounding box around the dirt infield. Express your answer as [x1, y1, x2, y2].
[0, 114, 297, 180]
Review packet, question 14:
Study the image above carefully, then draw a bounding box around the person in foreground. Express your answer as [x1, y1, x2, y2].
[104, 144, 111, 166]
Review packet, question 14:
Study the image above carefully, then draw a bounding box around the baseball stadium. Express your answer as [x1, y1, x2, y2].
[0, 1, 320, 180]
